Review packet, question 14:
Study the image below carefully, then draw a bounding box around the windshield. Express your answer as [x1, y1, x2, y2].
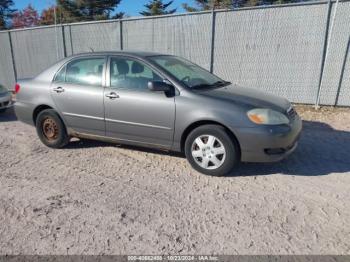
[149, 55, 230, 89]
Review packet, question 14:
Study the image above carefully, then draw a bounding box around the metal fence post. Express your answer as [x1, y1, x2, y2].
[61, 25, 67, 57]
[120, 19, 123, 50]
[209, 10, 216, 73]
[69, 25, 74, 55]
[315, 0, 333, 108]
[334, 35, 350, 106]
[8, 31, 17, 83]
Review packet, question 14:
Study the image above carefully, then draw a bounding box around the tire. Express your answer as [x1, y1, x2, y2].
[184, 124, 239, 176]
[36, 109, 70, 148]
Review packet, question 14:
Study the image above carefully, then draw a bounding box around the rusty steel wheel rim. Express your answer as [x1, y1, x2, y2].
[42, 117, 59, 141]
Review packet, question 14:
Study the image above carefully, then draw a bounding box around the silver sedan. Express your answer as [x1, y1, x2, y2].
[0, 84, 13, 113]
[15, 51, 302, 176]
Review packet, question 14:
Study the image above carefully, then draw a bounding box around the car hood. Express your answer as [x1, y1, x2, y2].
[195, 84, 291, 112]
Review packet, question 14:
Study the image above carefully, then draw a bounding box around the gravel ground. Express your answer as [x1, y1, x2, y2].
[0, 105, 350, 255]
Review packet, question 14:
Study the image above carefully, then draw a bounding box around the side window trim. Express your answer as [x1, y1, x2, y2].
[52, 56, 107, 87]
[53, 64, 67, 83]
[106, 55, 166, 90]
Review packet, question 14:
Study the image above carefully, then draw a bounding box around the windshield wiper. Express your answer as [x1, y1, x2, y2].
[214, 81, 231, 87]
[191, 81, 231, 89]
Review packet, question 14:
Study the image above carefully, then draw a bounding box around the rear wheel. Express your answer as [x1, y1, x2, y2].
[36, 109, 69, 148]
[185, 125, 239, 176]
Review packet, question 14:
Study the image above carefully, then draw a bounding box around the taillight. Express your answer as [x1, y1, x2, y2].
[15, 83, 20, 93]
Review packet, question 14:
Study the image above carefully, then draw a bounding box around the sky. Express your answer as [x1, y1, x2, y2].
[14, 0, 197, 16]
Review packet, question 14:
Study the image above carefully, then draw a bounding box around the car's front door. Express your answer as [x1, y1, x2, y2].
[50, 56, 106, 136]
[104, 56, 176, 148]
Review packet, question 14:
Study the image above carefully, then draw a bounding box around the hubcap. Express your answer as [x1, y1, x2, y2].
[42, 117, 59, 141]
[191, 135, 226, 170]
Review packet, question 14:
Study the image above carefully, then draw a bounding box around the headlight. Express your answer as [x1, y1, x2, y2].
[247, 108, 289, 125]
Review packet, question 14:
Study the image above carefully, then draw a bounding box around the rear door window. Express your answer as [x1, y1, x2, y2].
[54, 66, 66, 83]
[54, 57, 105, 86]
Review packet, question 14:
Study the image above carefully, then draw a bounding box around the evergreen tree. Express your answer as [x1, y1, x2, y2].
[182, 0, 232, 12]
[0, 0, 15, 29]
[183, 0, 301, 10]
[39, 3, 124, 26]
[57, 0, 122, 23]
[140, 0, 177, 16]
[112, 11, 125, 19]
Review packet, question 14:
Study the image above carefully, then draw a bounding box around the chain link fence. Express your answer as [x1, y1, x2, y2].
[0, 0, 349, 106]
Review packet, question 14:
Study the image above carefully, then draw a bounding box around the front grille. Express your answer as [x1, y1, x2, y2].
[286, 106, 297, 119]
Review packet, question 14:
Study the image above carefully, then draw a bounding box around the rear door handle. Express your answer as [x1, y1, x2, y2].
[53, 87, 65, 93]
[106, 92, 119, 99]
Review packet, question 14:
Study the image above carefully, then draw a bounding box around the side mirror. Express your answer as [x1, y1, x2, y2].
[148, 81, 172, 92]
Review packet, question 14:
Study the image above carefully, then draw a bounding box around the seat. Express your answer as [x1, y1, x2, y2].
[115, 60, 129, 77]
[131, 62, 144, 75]
[130, 62, 148, 89]
[111, 60, 130, 88]
[98, 64, 103, 74]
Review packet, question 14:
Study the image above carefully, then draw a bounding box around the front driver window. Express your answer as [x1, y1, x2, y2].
[110, 57, 162, 90]
[64, 57, 105, 86]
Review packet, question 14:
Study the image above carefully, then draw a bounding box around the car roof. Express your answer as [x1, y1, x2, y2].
[68, 51, 167, 59]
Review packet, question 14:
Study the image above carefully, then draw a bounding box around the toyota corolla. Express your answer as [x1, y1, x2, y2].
[0, 84, 13, 113]
[15, 52, 302, 176]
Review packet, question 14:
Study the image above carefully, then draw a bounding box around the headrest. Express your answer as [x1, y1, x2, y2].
[98, 64, 103, 74]
[131, 62, 144, 74]
[116, 60, 129, 75]
[67, 66, 80, 75]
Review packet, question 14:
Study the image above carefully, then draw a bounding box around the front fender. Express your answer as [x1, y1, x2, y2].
[172, 93, 253, 151]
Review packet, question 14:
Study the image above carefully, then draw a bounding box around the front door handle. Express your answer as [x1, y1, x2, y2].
[53, 87, 65, 93]
[106, 92, 119, 99]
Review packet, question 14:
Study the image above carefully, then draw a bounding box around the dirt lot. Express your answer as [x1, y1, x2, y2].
[0, 105, 350, 255]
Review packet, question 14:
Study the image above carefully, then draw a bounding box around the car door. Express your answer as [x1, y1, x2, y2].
[104, 56, 176, 148]
[50, 56, 106, 136]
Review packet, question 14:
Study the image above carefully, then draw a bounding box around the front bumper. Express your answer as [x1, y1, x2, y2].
[0, 93, 13, 110]
[234, 115, 302, 162]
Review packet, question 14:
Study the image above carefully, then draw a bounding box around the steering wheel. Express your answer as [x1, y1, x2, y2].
[181, 76, 190, 82]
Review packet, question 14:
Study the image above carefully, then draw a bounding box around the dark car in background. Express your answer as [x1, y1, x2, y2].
[14, 51, 302, 176]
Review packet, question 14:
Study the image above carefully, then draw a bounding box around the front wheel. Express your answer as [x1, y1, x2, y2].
[185, 125, 239, 176]
[36, 109, 70, 148]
